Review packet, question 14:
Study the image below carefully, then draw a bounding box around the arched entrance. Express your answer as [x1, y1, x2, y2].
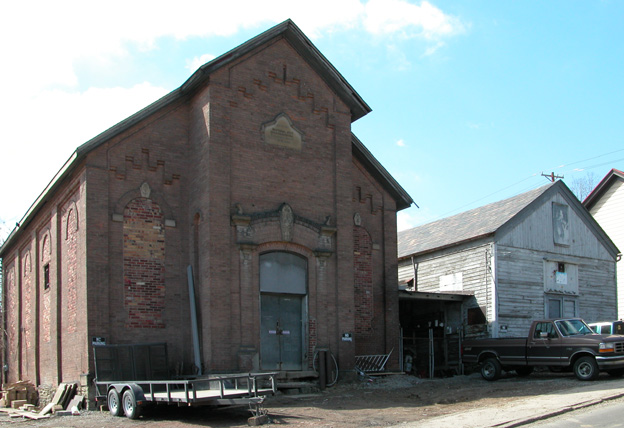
[259, 251, 307, 370]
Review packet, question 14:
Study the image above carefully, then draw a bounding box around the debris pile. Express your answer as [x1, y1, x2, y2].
[0, 381, 84, 420]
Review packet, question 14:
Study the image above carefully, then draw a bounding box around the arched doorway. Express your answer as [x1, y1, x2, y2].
[259, 251, 307, 370]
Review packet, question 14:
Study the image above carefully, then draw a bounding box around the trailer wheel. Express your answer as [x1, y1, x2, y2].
[122, 389, 142, 419]
[481, 358, 502, 381]
[573, 356, 599, 381]
[107, 388, 122, 417]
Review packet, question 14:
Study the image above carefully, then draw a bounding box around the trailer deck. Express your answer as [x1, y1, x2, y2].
[93, 343, 276, 420]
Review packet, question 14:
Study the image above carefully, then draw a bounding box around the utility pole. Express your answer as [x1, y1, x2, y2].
[541, 172, 564, 182]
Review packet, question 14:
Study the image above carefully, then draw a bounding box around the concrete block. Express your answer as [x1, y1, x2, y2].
[248, 414, 269, 426]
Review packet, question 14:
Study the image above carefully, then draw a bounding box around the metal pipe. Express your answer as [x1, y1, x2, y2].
[187, 265, 202, 375]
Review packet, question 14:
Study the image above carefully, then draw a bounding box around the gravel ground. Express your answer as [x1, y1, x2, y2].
[0, 369, 615, 428]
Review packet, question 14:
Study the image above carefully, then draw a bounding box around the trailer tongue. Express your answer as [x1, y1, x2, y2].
[93, 343, 276, 420]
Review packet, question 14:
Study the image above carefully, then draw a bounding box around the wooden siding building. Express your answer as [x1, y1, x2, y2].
[584, 169, 624, 318]
[397, 181, 618, 375]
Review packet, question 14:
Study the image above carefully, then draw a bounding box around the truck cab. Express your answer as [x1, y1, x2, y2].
[462, 319, 624, 381]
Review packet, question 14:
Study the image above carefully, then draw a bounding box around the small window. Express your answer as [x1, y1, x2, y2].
[534, 322, 556, 338]
[548, 298, 561, 318]
[44, 264, 50, 290]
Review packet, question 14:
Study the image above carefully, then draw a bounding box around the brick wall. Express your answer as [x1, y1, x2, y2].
[0, 28, 405, 391]
[123, 198, 166, 329]
[354, 226, 373, 337]
[5, 262, 18, 383]
[21, 250, 34, 380]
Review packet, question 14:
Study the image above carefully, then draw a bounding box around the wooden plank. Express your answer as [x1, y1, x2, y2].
[50, 383, 67, 406]
[0, 407, 50, 420]
[38, 402, 55, 416]
[67, 395, 84, 410]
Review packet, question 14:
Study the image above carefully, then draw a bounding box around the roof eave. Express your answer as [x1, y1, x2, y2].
[398, 232, 494, 260]
[583, 168, 624, 209]
[351, 134, 414, 211]
[183, 19, 371, 121]
[0, 152, 80, 256]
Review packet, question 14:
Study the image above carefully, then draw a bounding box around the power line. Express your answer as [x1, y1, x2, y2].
[426, 147, 623, 223]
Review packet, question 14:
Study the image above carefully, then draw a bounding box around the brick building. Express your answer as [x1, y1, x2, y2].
[0, 20, 412, 397]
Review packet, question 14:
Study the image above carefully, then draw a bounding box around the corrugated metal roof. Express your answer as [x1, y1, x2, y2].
[398, 184, 554, 258]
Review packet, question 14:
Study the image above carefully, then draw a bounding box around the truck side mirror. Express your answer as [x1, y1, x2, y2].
[540, 332, 549, 339]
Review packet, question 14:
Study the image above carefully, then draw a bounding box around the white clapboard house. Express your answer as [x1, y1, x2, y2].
[583, 168, 624, 318]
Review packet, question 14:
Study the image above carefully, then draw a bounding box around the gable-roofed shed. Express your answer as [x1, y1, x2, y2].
[397, 181, 618, 376]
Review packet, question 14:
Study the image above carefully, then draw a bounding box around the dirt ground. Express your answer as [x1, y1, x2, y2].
[0, 369, 615, 428]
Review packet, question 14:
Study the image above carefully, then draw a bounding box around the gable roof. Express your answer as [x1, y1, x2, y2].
[583, 168, 624, 210]
[399, 180, 618, 259]
[352, 134, 413, 210]
[398, 184, 554, 258]
[0, 20, 412, 256]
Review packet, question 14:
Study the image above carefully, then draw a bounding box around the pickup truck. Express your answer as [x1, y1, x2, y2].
[462, 319, 624, 381]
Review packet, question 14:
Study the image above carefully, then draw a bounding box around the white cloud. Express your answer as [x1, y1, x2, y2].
[397, 211, 416, 231]
[397, 139, 406, 147]
[0, 83, 168, 222]
[187, 54, 218, 73]
[0, 1, 465, 223]
[1, 1, 462, 95]
[363, 0, 465, 39]
[423, 41, 446, 56]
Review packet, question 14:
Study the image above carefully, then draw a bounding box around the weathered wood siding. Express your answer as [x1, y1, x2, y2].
[588, 178, 624, 317]
[399, 239, 493, 337]
[496, 246, 616, 337]
[497, 192, 613, 261]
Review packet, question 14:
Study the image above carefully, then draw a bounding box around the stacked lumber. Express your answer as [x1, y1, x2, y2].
[0, 381, 83, 420]
[0, 380, 37, 408]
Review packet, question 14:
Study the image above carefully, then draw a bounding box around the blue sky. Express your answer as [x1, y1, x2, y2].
[1, 1, 623, 240]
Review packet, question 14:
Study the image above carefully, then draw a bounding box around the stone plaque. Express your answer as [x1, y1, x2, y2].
[263, 113, 303, 150]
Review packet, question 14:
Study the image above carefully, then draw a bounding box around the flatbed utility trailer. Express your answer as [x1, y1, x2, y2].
[93, 343, 277, 420]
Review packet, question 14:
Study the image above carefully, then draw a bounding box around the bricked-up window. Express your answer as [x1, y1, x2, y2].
[353, 226, 373, 335]
[467, 307, 486, 325]
[123, 198, 165, 329]
[65, 206, 78, 333]
[43, 264, 50, 290]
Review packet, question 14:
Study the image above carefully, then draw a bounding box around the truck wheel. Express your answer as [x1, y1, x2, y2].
[122, 389, 142, 419]
[516, 367, 533, 377]
[481, 358, 502, 381]
[573, 356, 599, 381]
[107, 388, 122, 417]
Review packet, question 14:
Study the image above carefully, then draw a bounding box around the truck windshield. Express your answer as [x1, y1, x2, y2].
[555, 319, 593, 336]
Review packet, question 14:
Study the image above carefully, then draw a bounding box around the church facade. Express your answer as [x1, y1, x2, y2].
[0, 20, 412, 396]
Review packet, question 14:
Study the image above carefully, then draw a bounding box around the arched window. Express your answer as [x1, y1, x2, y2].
[260, 252, 307, 294]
